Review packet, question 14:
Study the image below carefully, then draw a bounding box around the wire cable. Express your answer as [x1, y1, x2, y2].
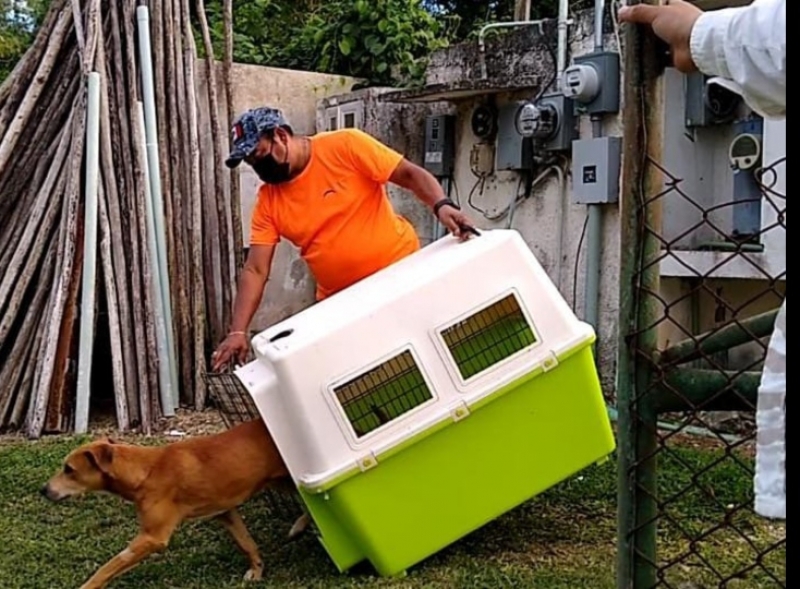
[572, 213, 590, 311]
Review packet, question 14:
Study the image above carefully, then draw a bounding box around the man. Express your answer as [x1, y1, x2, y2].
[211, 107, 476, 371]
[620, 0, 786, 520]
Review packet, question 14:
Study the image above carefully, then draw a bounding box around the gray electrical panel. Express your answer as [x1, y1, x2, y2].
[496, 102, 533, 171]
[731, 117, 764, 240]
[570, 51, 621, 116]
[685, 72, 741, 128]
[423, 115, 457, 178]
[538, 93, 578, 152]
[571, 136, 622, 205]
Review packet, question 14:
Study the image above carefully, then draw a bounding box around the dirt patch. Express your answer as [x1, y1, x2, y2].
[0, 408, 229, 445]
[99, 408, 228, 439]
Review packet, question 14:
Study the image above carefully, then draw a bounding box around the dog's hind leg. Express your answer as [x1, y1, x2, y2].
[216, 509, 264, 581]
[78, 529, 175, 589]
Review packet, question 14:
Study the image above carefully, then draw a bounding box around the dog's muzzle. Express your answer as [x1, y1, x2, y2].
[40, 484, 63, 502]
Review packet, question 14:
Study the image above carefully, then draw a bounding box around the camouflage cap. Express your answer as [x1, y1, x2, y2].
[225, 107, 292, 169]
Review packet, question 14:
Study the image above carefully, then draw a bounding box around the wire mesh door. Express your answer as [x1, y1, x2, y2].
[616, 10, 786, 588]
[203, 371, 306, 524]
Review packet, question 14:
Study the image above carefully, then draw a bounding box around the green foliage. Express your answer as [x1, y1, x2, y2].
[201, 0, 307, 69]
[284, 0, 452, 86]
[203, 0, 452, 87]
[0, 0, 49, 82]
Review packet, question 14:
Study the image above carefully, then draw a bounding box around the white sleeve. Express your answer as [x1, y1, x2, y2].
[689, 0, 786, 119]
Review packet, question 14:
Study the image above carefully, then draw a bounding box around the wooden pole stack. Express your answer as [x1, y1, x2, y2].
[0, 0, 240, 437]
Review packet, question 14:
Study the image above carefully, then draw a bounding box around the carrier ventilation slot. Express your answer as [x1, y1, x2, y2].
[441, 294, 537, 381]
[334, 350, 433, 439]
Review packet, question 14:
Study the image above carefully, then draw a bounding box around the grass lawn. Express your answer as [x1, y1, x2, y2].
[0, 432, 785, 589]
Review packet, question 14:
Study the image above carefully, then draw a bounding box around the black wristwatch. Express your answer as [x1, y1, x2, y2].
[433, 198, 460, 219]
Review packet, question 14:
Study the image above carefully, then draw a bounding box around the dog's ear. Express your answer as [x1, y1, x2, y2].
[83, 443, 114, 474]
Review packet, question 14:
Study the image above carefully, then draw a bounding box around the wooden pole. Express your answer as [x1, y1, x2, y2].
[514, 0, 532, 21]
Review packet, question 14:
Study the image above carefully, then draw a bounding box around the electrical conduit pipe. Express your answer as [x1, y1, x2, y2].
[583, 0, 606, 349]
[137, 5, 178, 415]
[74, 72, 102, 434]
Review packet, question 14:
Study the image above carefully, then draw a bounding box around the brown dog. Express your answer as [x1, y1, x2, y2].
[42, 419, 309, 589]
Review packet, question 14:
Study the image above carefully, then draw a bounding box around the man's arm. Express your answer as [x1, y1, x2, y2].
[389, 160, 478, 239]
[690, 0, 786, 118]
[211, 244, 275, 371]
[230, 244, 275, 333]
[341, 128, 478, 238]
[389, 159, 446, 209]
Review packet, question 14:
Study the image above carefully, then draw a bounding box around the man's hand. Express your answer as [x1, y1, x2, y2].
[211, 332, 249, 372]
[437, 205, 479, 241]
[619, 0, 703, 73]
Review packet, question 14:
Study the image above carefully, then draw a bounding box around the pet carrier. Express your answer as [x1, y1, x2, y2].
[235, 229, 616, 577]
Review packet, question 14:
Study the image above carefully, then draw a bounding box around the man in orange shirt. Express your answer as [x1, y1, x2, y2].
[212, 107, 476, 370]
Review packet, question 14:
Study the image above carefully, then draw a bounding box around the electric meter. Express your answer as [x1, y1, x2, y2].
[729, 133, 762, 171]
[514, 102, 558, 140]
[563, 64, 601, 104]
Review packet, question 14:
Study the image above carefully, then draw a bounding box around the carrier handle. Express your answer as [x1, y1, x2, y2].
[458, 222, 481, 237]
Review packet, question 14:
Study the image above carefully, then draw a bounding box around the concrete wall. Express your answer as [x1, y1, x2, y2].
[369, 13, 624, 395]
[196, 61, 359, 332]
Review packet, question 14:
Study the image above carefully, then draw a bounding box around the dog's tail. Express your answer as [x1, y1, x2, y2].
[288, 513, 311, 541]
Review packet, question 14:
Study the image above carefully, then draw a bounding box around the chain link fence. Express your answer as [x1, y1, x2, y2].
[616, 23, 786, 589]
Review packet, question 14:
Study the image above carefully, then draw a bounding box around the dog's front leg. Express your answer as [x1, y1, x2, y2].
[216, 509, 264, 581]
[78, 532, 170, 589]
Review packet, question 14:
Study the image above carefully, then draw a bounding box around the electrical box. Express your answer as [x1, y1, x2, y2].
[685, 72, 741, 128]
[423, 115, 457, 178]
[731, 117, 764, 240]
[513, 93, 576, 153]
[537, 93, 578, 152]
[571, 136, 622, 205]
[496, 102, 533, 172]
[565, 51, 621, 116]
[471, 104, 498, 141]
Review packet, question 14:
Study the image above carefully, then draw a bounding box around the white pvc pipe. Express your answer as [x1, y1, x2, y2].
[137, 100, 175, 418]
[595, 0, 606, 51]
[74, 71, 102, 434]
[557, 0, 570, 89]
[137, 6, 179, 414]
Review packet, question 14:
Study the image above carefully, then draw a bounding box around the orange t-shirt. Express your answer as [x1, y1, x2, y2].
[249, 128, 421, 300]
